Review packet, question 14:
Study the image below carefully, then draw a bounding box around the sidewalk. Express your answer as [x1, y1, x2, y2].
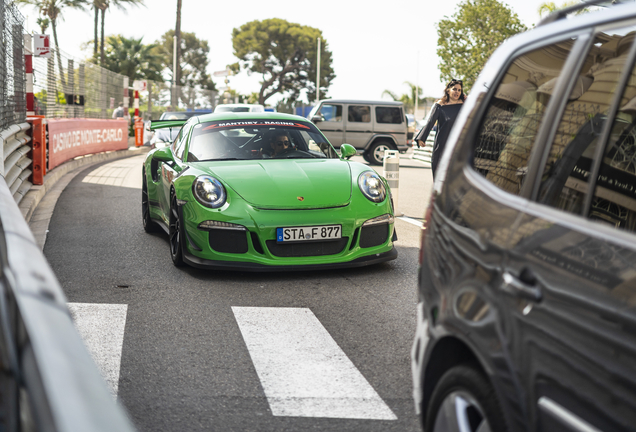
[23, 138, 150, 250]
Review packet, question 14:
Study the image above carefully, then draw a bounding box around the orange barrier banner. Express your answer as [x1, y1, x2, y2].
[47, 119, 129, 170]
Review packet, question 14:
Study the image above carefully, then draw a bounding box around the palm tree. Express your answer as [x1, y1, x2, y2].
[102, 35, 163, 82]
[383, 81, 426, 114]
[90, 0, 144, 65]
[17, 0, 86, 87]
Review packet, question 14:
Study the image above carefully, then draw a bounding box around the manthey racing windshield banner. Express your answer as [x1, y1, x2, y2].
[48, 119, 129, 169]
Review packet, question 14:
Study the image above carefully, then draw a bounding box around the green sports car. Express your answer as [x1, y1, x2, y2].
[142, 112, 397, 271]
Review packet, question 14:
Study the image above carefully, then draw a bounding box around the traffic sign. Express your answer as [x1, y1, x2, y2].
[133, 80, 147, 92]
[34, 34, 51, 58]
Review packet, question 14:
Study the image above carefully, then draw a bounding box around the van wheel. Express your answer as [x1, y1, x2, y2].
[366, 141, 394, 165]
[425, 364, 507, 432]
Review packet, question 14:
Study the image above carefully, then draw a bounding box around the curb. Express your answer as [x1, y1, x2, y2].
[19, 144, 150, 223]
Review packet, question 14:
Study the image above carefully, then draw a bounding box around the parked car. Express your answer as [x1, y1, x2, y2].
[412, 3, 636, 432]
[214, 103, 265, 113]
[144, 112, 397, 271]
[308, 99, 409, 165]
[159, 111, 205, 120]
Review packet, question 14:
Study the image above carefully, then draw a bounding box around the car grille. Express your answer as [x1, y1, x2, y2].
[359, 224, 389, 248]
[266, 238, 349, 257]
[208, 229, 249, 254]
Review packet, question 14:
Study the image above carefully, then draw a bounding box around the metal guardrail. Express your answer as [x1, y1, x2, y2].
[1, 122, 32, 204]
[411, 132, 435, 167]
[0, 175, 136, 432]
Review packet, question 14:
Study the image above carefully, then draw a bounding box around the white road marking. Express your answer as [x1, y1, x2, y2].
[397, 216, 423, 228]
[82, 156, 143, 189]
[67, 303, 127, 399]
[232, 306, 397, 420]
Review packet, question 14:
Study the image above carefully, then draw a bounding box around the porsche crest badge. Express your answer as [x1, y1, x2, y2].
[297, 196, 304, 201]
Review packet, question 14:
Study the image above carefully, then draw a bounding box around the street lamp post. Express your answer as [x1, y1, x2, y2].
[316, 37, 321, 104]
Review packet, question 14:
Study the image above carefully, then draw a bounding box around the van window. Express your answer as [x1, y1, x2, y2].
[538, 28, 636, 223]
[348, 105, 371, 123]
[318, 104, 342, 122]
[376, 107, 403, 124]
[471, 39, 576, 195]
[587, 31, 636, 232]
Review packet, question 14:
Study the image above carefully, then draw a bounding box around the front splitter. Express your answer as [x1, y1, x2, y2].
[182, 248, 398, 272]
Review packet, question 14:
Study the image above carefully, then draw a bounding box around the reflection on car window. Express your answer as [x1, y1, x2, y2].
[318, 104, 342, 122]
[472, 38, 576, 195]
[348, 105, 371, 123]
[587, 32, 636, 232]
[539, 28, 636, 222]
[186, 120, 339, 162]
[376, 107, 403, 124]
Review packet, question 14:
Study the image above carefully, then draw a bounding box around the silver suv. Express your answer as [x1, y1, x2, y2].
[309, 99, 409, 165]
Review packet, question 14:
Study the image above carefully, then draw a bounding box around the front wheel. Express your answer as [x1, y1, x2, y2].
[365, 141, 394, 166]
[169, 195, 184, 267]
[425, 364, 507, 432]
[142, 171, 159, 233]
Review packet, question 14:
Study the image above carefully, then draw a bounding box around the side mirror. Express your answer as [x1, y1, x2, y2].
[311, 115, 324, 123]
[340, 143, 356, 160]
[152, 146, 174, 162]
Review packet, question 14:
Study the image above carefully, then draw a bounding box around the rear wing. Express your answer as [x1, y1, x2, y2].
[149, 119, 188, 131]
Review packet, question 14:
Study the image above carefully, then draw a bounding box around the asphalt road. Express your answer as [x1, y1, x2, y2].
[42, 151, 433, 432]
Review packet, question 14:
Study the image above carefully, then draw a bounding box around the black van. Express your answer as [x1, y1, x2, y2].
[412, 3, 636, 432]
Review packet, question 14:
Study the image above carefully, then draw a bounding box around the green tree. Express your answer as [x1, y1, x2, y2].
[16, 0, 86, 88]
[102, 35, 163, 82]
[155, 30, 216, 108]
[436, 0, 527, 92]
[231, 18, 335, 105]
[538, 1, 587, 18]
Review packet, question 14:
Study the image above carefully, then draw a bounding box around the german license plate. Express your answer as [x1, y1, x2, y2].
[276, 225, 341, 242]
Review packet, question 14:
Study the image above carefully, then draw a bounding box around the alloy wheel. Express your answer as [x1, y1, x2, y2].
[432, 391, 492, 432]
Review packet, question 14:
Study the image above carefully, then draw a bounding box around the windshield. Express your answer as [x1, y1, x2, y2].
[187, 119, 339, 162]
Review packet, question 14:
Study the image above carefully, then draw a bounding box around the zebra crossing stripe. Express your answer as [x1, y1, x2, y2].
[232, 306, 397, 420]
[68, 303, 128, 399]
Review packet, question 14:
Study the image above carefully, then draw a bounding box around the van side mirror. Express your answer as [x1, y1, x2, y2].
[311, 115, 324, 123]
[340, 144, 356, 160]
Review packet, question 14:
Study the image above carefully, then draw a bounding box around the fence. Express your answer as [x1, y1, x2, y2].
[32, 48, 218, 120]
[0, 0, 26, 131]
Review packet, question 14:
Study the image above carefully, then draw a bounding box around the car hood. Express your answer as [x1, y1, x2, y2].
[195, 159, 352, 209]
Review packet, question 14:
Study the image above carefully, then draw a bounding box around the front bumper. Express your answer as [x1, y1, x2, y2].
[167, 195, 397, 269]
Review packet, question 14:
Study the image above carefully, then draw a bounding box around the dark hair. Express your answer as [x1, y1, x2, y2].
[441, 79, 465, 104]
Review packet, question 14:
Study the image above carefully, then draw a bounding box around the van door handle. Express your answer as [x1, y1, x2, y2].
[501, 272, 542, 302]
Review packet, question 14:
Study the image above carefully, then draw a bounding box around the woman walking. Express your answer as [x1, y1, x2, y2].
[415, 79, 466, 178]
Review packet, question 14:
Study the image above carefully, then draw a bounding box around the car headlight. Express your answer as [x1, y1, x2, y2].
[358, 171, 386, 203]
[193, 176, 226, 208]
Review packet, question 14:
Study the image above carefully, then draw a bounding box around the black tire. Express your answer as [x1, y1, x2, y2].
[142, 171, 159, 233]
[366, 141, 394, 166]
[169, 194, 185, 267]
[425, 364, 507, 432]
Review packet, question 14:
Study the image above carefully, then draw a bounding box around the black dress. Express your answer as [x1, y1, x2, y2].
[415, 103, 463, 177]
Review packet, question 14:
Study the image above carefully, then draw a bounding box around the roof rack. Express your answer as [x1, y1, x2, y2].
[537, 0, 624, 26]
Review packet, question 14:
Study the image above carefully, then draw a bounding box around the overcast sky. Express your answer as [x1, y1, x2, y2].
[19, 0, 550, 109]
